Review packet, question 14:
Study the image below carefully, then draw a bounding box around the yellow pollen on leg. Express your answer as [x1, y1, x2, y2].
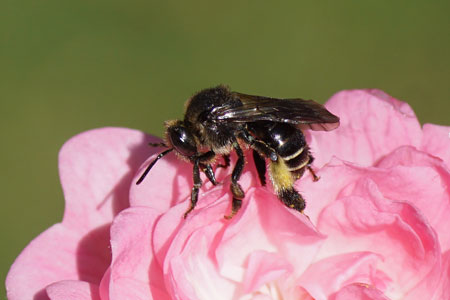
[269, 159, 294, 192]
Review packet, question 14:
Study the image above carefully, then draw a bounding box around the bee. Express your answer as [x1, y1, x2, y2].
[136, 85, 339, 219]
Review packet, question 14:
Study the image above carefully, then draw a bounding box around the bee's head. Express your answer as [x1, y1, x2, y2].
[136, 120, 197, 185]
[165, 120, 197, 158]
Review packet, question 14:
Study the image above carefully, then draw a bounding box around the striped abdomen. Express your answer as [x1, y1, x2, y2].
[247, 122, 313, 213]
[266, 123, 311, 179]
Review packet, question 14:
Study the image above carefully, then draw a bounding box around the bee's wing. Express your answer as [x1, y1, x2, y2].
[209, 92, 340, 131]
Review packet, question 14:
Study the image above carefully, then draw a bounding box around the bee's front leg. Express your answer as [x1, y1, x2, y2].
[184, 150, 217, 218]
[200, 163, 218, 185]
[184, 159, 202, 219]
[198, 150, 217, 185]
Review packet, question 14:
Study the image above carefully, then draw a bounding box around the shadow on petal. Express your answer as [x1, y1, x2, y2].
[76, 223, 112, 284]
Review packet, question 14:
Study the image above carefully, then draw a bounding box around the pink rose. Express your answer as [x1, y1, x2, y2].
[6, 90, 450, 300]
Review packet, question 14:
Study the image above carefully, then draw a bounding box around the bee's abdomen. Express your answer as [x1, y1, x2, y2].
[267, 123, 310, 174]
[284, 148, 310, 172]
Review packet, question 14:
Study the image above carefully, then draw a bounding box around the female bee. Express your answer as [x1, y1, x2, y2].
[136, 85, 339, 219]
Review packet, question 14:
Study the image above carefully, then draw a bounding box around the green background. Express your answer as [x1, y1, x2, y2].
[1, 0, 449, 297]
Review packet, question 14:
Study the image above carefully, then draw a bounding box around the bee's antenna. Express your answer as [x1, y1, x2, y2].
[136, 148, 173, 185]
[148, 142, 168, 147]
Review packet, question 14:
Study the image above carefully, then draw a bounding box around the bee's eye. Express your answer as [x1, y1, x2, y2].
[167, 125, 197, 157]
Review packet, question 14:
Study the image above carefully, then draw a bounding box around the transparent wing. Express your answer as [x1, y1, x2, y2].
[208, 92, 340, 131]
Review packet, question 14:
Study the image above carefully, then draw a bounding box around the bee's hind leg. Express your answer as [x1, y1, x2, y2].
[306, 155, 319, 182]
[238, 129, 278, 162]
[252, 150, 267, 186]
[224, 142, 245, 219]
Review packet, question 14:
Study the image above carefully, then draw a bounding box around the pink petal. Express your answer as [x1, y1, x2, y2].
[333, 284, 390, 300]
[373, 146, 450, 251]
[215, 188, 324, 283]
[6, 223, 109, 300]
[153, 168, 258, 270]
[46, 280, 101, 300]
[250, 295, 274, 300]
[129, 150, 193, 211]
[421, 124, 450, 168]
[297, 158, 367, 224]
[310, 90, 422, 167]
[432, 250, 450, 300]
[98, 268, 110, 300]
[7, 128, 155, 299]
[242, 251, 292, 293]
[153, 186, 229, 270]
[159, 185, 323, 299]
[316, 178, 441, 298]
[299, 252, 389, 299]
[167, 222, 236, 300]
[108, 207, 170, 300]
[59, 127, 156, 230]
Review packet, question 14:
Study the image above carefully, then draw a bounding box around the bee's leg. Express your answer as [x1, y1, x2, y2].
[253, 150, 266, 186]
[306, 154, 319, 182]
[200, 163, 218, 185]
[224, 142, 245, 219]
[197, 150, 218, 185]
[238, 129, 278, 162]
[184, 151, 217, 218]
[184, 159, 202, 218]
[269, 159, 306, 213]
[217, 154, 230, 168]
[307, 166, 319, 182]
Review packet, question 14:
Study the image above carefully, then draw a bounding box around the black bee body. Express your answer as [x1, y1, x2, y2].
[248, 121, 309, 176]
[183, 86, 242, 153]
[246, 121, 314, 211]
[137, 85, 339, 219]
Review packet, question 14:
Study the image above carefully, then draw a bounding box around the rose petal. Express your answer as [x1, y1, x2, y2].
[431, 250, 450, 300]
[421, 124, 450, 168]
[333, 283, 390, 300]
[242, 251, 292, 293]
[248, 295, 273, 300]
[98, 268, 110, 300]
[6, 223, 109, 300]
[167, 222, 236, 300]
[310, 90, 422, 167]
[7, 128, 153, 299]
[299, 252, 389, 299]
[153, 168, 258, 270]
[59, 127, 155, 230]
[297, 158, 366, 224]
[373, 146, 450, 251]
[108, 207, 170, 300]
[46, 280, 100, 300]
[316, 178, 441, 298]
[153, 186, 228, 270]
[216, 188, 324, 283]
[129, 150, 193, 211]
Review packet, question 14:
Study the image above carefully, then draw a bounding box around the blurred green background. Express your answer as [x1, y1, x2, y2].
[1, 0, 449, 297]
